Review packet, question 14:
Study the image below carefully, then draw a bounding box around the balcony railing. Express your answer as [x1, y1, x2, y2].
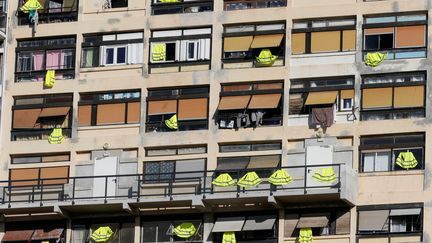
[17, 7, 78, 25]
[362, 47, 427, 61]
[224, 0, 286, 11]
[11, 128, 72, 141]
[152, 0, 213, 15]
[0, 164, 347, 207]
[15, 68, 75, 83]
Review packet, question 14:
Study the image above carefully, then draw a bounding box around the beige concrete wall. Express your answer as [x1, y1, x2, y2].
[1, 0, 432, 242]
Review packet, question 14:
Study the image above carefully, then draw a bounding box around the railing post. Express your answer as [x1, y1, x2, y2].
[304, 165, 308, 195]
[104, 176, 108, 203]
[202, 170, 206, 199]
[236, 170, 240, 198]
[136, 175, 141, 202]
[40, 181, 44, 207]
[72, 178, 76, 205]
[168, 175, 173, 200]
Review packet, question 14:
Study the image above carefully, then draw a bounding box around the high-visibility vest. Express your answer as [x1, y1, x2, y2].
[268, 169, 293, 186]
[91, 226, 113, 242]
[44, 70, 55, 88]
[48, 128, 64, 144]
[212, 173, 236, 187]
[312, 167, 337, 183]
[299, 228, 313, 243]
[396, 151, 418, 169]
[20, 0, 43, 13]
[152, 43, 167, 61]
[165, 114, 178, 130]
[237, 171, 262, 188]
[173, 222, 197, 238]
[256, 49, 277, 66]
[365, 52, 386, 67]
[222, 232, 236, 243]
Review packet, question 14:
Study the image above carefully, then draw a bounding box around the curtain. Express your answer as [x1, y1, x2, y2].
[46, 50, 61, 69]
[32, 51, 45, 71]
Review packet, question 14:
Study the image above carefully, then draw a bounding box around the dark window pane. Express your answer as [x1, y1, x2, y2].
[105, 48, 114, 64]
[166, 43, 176, 61]
[365, 35, 379, 50]
[379, 33, 394, 49]
[117, 47, 126, 64]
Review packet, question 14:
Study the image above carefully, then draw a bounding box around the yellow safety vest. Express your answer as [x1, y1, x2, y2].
[44, 70, 55, 88]
[256, 49, 277, 66]
[48, 128, 64, 144]
[152, 43, 167, 61]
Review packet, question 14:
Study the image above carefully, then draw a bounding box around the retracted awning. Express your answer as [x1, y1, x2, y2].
[389, 208, 421, 216]
[250, 34, 284, 48]
[305, 91, 338, 105]
[218, 96, 251, 110]
[212, 217, 245, 232]
[297, 213, 330, 228]
[39, 107, 70, 117]
[242, 215, 276, 231]
[31, 228, 64, 240]
[2, 230, 34, 242]
[248, 94, 281, 109]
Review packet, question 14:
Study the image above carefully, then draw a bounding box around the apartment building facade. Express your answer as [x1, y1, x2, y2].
[0, 0, 429, 242]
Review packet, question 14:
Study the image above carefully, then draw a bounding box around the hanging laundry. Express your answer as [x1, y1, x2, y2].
[365, 52, 387, 67]
[312, 167, 337, 183]
[237, 172, 262, 188]
[396, 151, 418, 169]
[256, 49, 277, 66]
[268, 169, 293, 186]
[48, 128, 64, 144]
[44, 70, 55, 88]
[173, 223, 197, 239]
[251, 111, 265, 126]
[20, 0, 43, 13]
[152, 43, 167, 61]
[212, 173, 236, 187]
[222, 232, 236, 243]
[298, 228, 313, 243]
[236, 113, 250, 128]
[310, 105, 334, 128]
[164, 114, 178, 130]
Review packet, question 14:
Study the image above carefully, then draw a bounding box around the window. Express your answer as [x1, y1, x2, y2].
[292, 17, 356, 54]
[143, 159, 206, 183]
[357, 204, 423, 242]
[359, 133, 424, 172]
[9, 166, 69, 187]
[289, 77, 354, 115]
[142, 217, 203, 242]
[152, 0, 213, 15]
[216, 155, 280, 178]
[361, 72, 425, 121]
[11, 153, 70, 164]
[149, 28, 211, 72]
[363, 13, 427, 60]
[71, 219, 134, 243]
[219, 141, 281, 152]
[217, 82, 283, 129]
[103, 0, 128, 9]
[16, 37, 76, 82]
[212, 213, 277, 242]
[146, 86, 209, 132]
[81, 32, 144, 68]
[11, 94, 73, 141]
[17, 0, 78, 25]
[146, 145, 207, 157]
[78, 90, 141, 126]
[224, 0, 286, 11]
[222, 22, 285, 65]
[285, 208, 351, 238]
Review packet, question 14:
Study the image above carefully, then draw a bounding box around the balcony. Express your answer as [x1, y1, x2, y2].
[224, 0, 286, 11]
[17, 3, 78, 25]
[151, 0, 213, 15]
[0, 163, 356, 208]
[11, 128, 72, 141]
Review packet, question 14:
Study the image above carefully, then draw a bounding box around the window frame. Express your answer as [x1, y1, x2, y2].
[292, 16, 356, 55]
[362, 12, 428, 60]
[289, 76, 355, 115]
[359, 133, 425, 173]
[360, 72, 426, 121]
[78, 90, 141, 127]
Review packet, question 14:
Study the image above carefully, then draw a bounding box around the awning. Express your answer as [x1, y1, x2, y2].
[247, 155, 280, 169]
[248, 94, 281, 109]
[358, 210, 389, 231]
[39, 107, 70, 117]
[31, 228, 64, 240]
[224, 36, 253, 52]
[216, 157, 249, 171]
[2, 230, 34, 242]
[212, 217, 245, 232]
[297, 213, 330, 228]
[305, 91, 338, 105]
[389, 208, 421, 216]
[242, 215, 276, 231]
[13, 109, 41, 129]
[218, 95, 251, 110]
[250, 34, 284, 48]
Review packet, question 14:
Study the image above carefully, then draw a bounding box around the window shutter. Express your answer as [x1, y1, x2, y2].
[311, 31, 341, 53]
[292, 33, 306, 54]
[127, 43, 143, 64]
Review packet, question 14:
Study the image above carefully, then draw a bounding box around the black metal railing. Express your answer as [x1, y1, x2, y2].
[360, 108, 425, 121]
[224, 0, 286, 11]
[17, 7, 78, 25]
[152, 0, 213, 15]
[362, 47, 427, 61]
[11, 128, 72, 141]
[15, 68, 75, 83]
[146, 120, 208, 132]
[0, 164, 343, 207]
